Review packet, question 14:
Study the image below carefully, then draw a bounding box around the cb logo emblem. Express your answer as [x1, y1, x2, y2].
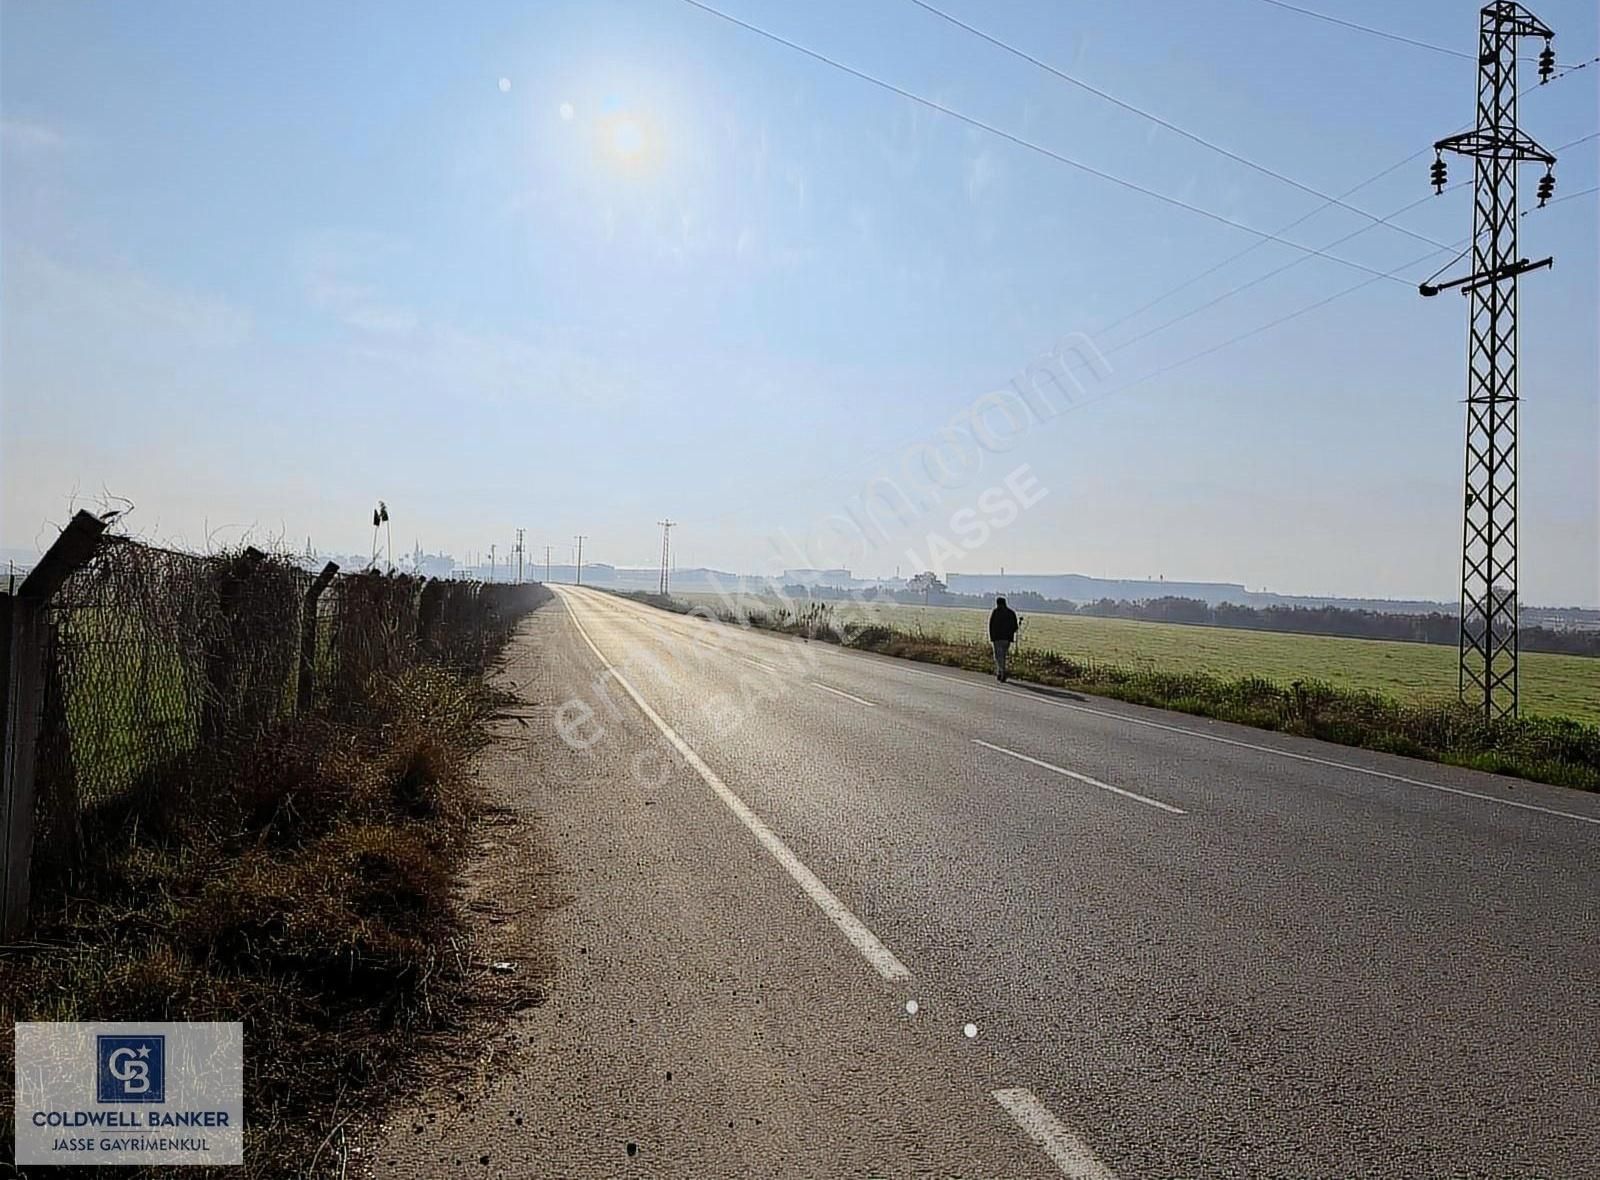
[97, 1034, 166, 1103]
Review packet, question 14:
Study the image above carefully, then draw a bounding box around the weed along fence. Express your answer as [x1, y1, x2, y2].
[0, 510, 545, 939]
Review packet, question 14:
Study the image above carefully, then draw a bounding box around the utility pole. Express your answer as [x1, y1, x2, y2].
[545, 545, 552, 584]
[575, 535, 586, 586]
[515, 528, 525, 584]
[488, 543, 496, 583]
[1422, 1, 1557, 722]
[657, 519, 676, 596]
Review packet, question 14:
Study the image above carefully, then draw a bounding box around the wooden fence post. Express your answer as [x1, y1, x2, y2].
[0, 593, 12, 862]
[297, 562, 339, 715]
[1, 510, 105, 939]
[198, 547, 268, 749]
[416, 578, 444, 661]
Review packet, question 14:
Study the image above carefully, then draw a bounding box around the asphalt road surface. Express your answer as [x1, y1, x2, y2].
[377, 586, 1600, 1178]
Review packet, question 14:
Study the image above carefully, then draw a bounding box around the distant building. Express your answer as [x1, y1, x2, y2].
[410, 551, 455, 578]
[782, 568, 856, 589]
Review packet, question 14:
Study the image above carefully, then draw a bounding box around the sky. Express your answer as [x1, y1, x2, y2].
[2, 0, 1596, 604]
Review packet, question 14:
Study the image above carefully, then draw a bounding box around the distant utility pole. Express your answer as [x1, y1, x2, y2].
[1422, 1, 1558, 721]
[575, 535, 587, 586]
[515, 528, 525, 584]
[545, 545, 552, 584]
[657, 519, 676, 596]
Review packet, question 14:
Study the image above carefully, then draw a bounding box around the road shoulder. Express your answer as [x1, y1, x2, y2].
[362, 597, 1061, 1178]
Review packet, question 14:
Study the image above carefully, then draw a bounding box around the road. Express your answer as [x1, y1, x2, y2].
[375, 585, 1600, 1178]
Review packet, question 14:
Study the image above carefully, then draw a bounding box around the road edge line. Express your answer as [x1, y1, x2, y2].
[556, 588, 914, 983]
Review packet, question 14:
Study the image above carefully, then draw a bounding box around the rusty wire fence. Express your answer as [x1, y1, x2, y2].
[1, 513, 547, 935]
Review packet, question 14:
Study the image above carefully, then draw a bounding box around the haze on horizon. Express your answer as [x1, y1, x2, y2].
[2, 0, 1596, 605]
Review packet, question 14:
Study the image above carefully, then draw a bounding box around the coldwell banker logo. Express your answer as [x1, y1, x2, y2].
[97, 1034, 166, 1103]
[15, 1020, 244, 1165]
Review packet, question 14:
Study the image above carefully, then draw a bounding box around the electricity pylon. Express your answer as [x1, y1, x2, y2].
[1422, 1, 1557, 722]
[657, 520, 676, 596]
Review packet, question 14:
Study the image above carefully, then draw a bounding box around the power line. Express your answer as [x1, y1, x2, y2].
[1098, 149, 1427, 341]
[1252, 0, 1586, 70]
[1113, 244, 1444, 396]
[1025, 159, 1591, 418]
[1092, 70, 1591, 344]
[1106, 189, 1444, 357]
[598, 134, 1589, 545]
[678, 0, 1411, 285]
[1101, 131, 1596, 358]
[1548, 54, 1600, 82]
[1017, 238, 1452, 429]
[667, 1, 1595, 530]
[907, 0, 1451, 251]
[1252, 0, 1474, 60]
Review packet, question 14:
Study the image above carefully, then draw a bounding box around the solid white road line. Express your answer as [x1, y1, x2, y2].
[558, 589, 913, 982]
[570, 590, 799, 679]
[992, 1088, 1119, 1180]
[973, 739, 1186, 815]
[811, 682, 878, 708]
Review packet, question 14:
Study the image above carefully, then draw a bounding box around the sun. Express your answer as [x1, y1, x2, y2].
[593, 110, 662, 176]
[609, 117, 644, 160]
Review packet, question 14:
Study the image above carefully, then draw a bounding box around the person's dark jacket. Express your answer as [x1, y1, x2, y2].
[989, 604, 1018, 642]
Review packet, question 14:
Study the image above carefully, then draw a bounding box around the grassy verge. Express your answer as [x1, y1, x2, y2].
[1, 601, 550, 1176]
[673, 592, 1600, 724]
[617, 591, 1600, 794]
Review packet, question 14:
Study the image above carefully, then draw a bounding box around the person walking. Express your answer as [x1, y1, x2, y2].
[988, 595, 1018, 683]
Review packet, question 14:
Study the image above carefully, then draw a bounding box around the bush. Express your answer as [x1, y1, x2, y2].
[844, 623, 896, 651]
[0, 658, 508, 1176]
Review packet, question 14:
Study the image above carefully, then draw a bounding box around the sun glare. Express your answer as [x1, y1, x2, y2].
[609, 117, 644, 159]
[590, 109, 662, 177]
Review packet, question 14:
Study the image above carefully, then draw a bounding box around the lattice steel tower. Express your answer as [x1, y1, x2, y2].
[657, 520, 676, 596]
[1422, 2, 1557, 721]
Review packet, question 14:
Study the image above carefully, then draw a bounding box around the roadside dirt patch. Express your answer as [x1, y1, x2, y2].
[354, 609, 566, 1176]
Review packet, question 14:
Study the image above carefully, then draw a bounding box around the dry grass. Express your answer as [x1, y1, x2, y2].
[0, 661, 531, 1178]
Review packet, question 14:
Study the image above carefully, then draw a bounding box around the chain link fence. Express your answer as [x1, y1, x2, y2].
[2, 516, 546, 928]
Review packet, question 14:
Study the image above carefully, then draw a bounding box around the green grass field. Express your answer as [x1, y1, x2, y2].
[679, 593, 1600, 724]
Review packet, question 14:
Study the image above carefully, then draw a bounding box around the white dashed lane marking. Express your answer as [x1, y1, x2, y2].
[992, 1088, 1120, 1180]
[972, 739, 1186, 815]
[811, 682, 878, 708]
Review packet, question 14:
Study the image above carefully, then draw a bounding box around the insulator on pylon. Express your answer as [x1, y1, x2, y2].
[1537, 170, 1555, 207]
[1539, 40, 1555, 83]
[1430, 155, 1448, 193]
